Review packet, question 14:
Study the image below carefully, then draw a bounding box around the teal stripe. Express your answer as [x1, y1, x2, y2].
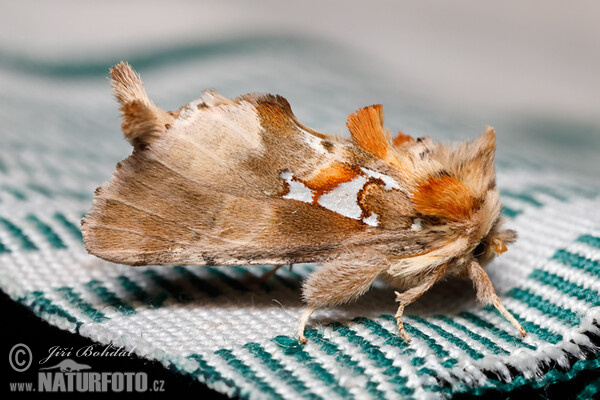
[507, 287, 580, 326]
[243, 343, 322, 400]
[116, 275, 152, 303]
[433, 315, 509, 355]
[0, 216, 38, 250]
[117, 275, 168, 308]
[56, 287, 108, 323]
[354, 317, 442, 381]
[304, 329, 387, 399]
[27, 183, 53, 197]
[410, 316, 484, 360]
[552, 249, 600, 275]
[380, 314, 458, 368]
[26, 214, 66, 249]
[85, 280, 136, 316]
[53, 212, 83, 241]
[501, 206, 522, 219]
[483, 305, 562, 344]
[20, 291, 81, 329]
[186, 354, 240, 397]
[0, 37, 326, 78]
[272, 336, 354, 399]
[2, 185, 26, 200]
[529, 269, 600, 306]
[325, 323, 414, 397]
[174, 266, 222, 297]
[215, 349, 284, 400]
[0, 237, 10, 253]
[143, 270, 193, 303]
[577, 378, 600, 400]
[576, 234, 600, 249]
[206, 267, 249, 292]
[459, 312, 536, 350]
[500, 190, 543, 207]
[530, 185, 568, 201]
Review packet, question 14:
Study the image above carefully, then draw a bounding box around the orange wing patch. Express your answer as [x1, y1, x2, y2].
[412, 173, 478, 220]
[346, 105, 391, 160]
[303, 162, 362, 202]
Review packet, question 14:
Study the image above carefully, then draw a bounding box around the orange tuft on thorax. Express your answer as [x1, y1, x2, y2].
[346, 105, 391, 160]
[392, 131, 414, 147]
[412, 174, 477, 220]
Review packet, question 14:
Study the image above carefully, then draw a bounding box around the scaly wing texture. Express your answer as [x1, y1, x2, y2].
[82, 63, 437, 266]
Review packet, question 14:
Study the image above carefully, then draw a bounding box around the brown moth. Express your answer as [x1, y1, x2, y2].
[82, 61, 526, 344]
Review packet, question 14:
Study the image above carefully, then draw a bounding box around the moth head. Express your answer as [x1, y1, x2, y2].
[472, 219, 517, 266]
[448, 127, 517, 264]
[411, 127, 517, 263]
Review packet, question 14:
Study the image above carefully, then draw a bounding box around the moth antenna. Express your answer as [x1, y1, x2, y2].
[109, 61, 174, 148]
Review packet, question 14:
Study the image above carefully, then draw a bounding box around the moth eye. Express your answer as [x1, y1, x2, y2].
[473, 241, 486, 257]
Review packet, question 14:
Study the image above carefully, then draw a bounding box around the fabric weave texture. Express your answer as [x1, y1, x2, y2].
[1, 39, 599, 399]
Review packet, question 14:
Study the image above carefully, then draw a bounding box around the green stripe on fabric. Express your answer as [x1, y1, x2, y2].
[380, 314, 458, 368]
[20, 291, 81, 328]
[143, 270, 193, 303]
[353, 317, 414, 355]
[507, 287, 580, 326]
[454, 353, 600, 396]
[116, 275, 151, 304]
[56, 287, 108, 323]
[483, 305, 562, 344]
[0, 237, 10, 253]
[500, 190, 543, 207]
[26, 214, 66, 249]
[215, 349, 284, 400]
[243, 343, 322, 400]
[433, 315, 509, 355]
[576, 234, 600, 249]
[304, 329, 387, 399]
[0, 216, 38, 250]
[53, 212, 83, 241]
[187, 354, 240, 398]
[529, 269, 600, 306]
[501, 206, 522, 219]
[353, 317, 442, 381]
[272, 336, 354, 399]
[2, 185, 26, 200]
[174, 266, 222, 298]
[325, 324, 414, 397]
[577, 378, 600, 400]
[459, 312, 537, 350]
[206, 267, 250, 292]
[27, 183, 53, 197]
[0, 36, 324, 78]
[552, 249, 600, 276]
[530, 185, 568, 201]
[410, 316, 484, 360]
[85, 280, 136, 316]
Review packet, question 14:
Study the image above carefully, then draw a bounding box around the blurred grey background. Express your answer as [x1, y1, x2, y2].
[1, 0, 599, 176]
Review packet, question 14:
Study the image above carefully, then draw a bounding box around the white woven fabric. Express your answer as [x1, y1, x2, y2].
[1, 33, 599, 399]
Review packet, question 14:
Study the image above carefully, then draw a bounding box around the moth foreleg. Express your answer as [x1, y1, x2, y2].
[394, 264, 448, 342]
[297, 260, 384, 344]
[466, 259, 526, 337]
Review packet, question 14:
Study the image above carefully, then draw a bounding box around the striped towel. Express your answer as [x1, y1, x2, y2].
[1, 36, 599, 399]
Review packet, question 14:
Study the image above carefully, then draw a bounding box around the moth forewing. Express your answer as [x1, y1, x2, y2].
[82, 61, 524, 345]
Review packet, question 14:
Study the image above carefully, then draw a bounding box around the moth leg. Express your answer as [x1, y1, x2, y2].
[467, 259, 527, 337]
[297, 260, 384, 344]
[394, 264, 448, 342]
[258, 264, 284, 282]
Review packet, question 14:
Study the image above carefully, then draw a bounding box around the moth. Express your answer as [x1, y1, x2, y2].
[82, 61, 526, 344]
